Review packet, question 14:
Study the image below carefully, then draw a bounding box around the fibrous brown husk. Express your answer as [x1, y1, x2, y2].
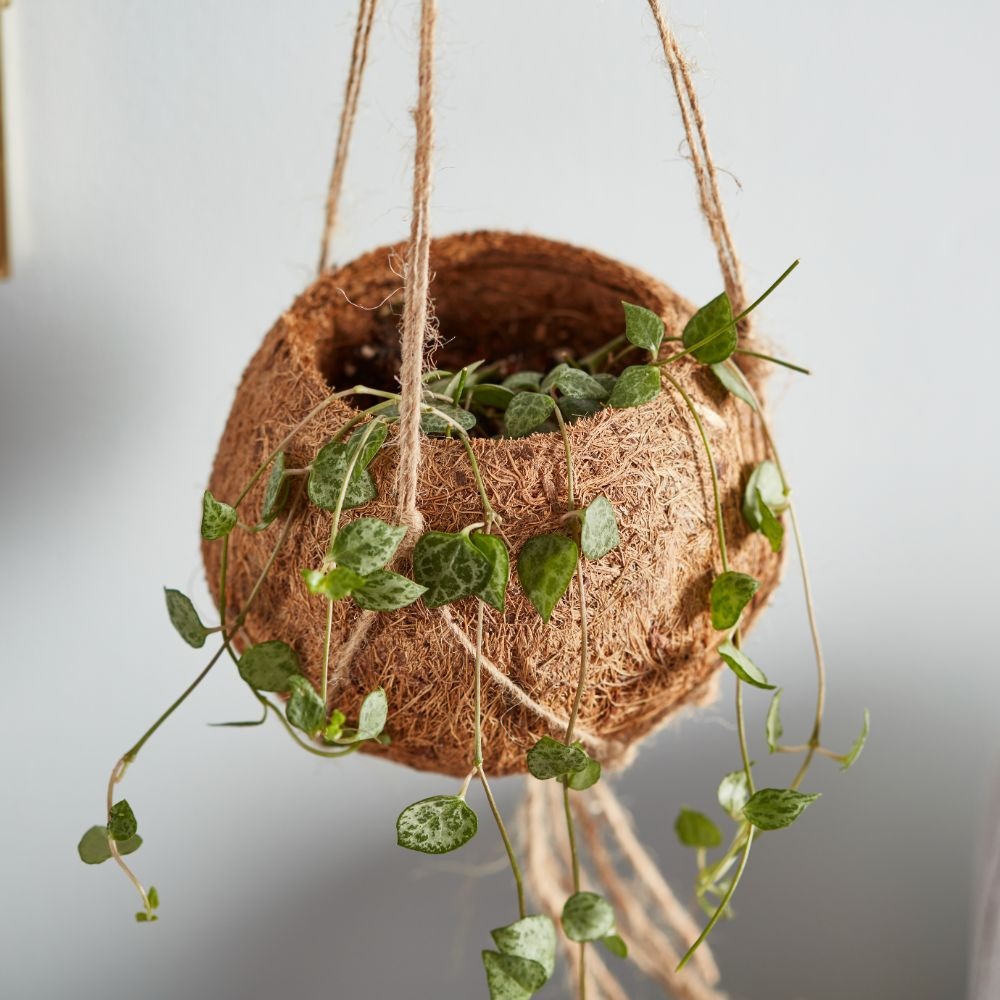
[204, 231, 779, 776]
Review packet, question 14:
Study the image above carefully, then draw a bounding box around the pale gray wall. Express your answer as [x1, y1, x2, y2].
[1, 2, 998, 999]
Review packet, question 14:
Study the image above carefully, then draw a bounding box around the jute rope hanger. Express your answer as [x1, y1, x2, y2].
[311, 5, 753, 996]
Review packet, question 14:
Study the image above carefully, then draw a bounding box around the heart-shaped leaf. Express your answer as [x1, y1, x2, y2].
[260, 451, 290, 525]
[743, 788, 820, 831]
[718, 639, 775, 690]
[580, 496, 619, 560]
[502, 371, 543, 393]
[481, 952, 547, 1000]
[553, 367, 610, 401]
[562, 891, 616, 943]
[421, 404, 477, 436]
[601, 934, 628, 959]
[201, 490, 237, 540]
[308, 441, 377, 511]
[108, 800, 138, 842]
[710, 571, 760, 630]
[351, 570, 427, 611]
[340, 688, 388, 742]
[413, 531, 493, 608]
[682, 292, 737, 365]
[607, 365, 661, 409]
[490, 915, 557, 980]
[238, 640, 300, 693]
[742, 460, 787, 529]
[622, 301, 665, 356]
[396, 795, 478, 854]
[164, 589, 210, 648]
[78, 826, 142, 865]
[560, 757, 602, 791]
[504, 392, 555, 438]
[286, 675, 325, 736]
[331, 518, 407, 576]
[469, 384, 516, 410]
[470, 532, 510, 612]
[674, 807, 723, 848]
[717, 768, 751, 821]
[517, 533, 578, 622]
[526, 736, 589, 780]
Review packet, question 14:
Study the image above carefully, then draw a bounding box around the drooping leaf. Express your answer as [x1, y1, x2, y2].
[351, 570, 427, 611]
[260, 451, 289, 525]
[164, 589, 210, 648]
[285, 675, 325, 736]
[108, 800, 138, 842]
[301, 566, 366, 600]
[502, 371, 544, 393]
[718, 640, 776, 690]
[682, 292, 737, 365]
[353, 421, 389, 469]
[607, 365, 661, 408]
[421, 404, 477, 436]
[561, 757, 602, 791]
[238, 640, 301, 693]
[622, 301, 665, 356]
[504, 392, 556, 438]
[561, 891, 616, 943]
[709, 571, 760, 630]
[757, 490, 785, 552]
[840, 709, 870, 771]
[331, 518, 407, 576]
[526, 736, 589, 780]
[201, 490, 237, 540]
[482, 952, 547, 1000]
[308, 441, 377, 511]
[553, 367, 610, 401]
[580, 496, 620, 560]
[491, 914, 557, 979]
[396, 795, 478, 854]
[558, 397, 602, 423]
[517, 533, 578, 623]
[710, 360, 758, 409]
[742, 460, 787, 530]
[717, 768, 751, 821]
[78, 826, 142, 865]
[413, 531, 493, 608]
[601, 934, 628, 959]
[765, 689, 784, 752]
[470, 532, 510, 612]
[743, 788, 821, 831]
[674, 807, 723, 848]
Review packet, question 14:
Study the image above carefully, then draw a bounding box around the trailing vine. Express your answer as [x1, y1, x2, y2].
[78, 265, 867, 999]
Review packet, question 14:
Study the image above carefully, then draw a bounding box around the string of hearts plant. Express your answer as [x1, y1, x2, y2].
[78, 262, 868, 998]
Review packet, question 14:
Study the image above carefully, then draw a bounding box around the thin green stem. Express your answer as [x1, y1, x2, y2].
[678, 826, 755, 971]
[552, 403, 576, 511]
[579, 334, 625, 371]
[474, 601, 484, 767]
[733, 348, 811, 375]
[320, 598, 334, 708]
[461, 435, 496, 529]
[660, 370, 728, 571]
[106, 758, 153, 918]
[478, 767, 527, 919]
[565, 564, 589, 745]
[734, 670, 755, 795]
[218, 534, 229, 628]
[253, 693, 359, 758]
[727, 366, 828, 789]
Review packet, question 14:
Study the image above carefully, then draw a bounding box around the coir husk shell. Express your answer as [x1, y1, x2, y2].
[204, 231, 780, 776]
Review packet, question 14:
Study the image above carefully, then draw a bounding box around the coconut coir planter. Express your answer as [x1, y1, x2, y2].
[204, 231, 778, 776]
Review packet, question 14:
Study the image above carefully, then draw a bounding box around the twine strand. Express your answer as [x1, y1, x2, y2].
[646, 0, 748, 323]
[394, 0, 437, 534]
[317, 0, 378, 275]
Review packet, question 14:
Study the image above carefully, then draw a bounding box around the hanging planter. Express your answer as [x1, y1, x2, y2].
[78, 3, 868, 998]
[204, 230, 780, 776]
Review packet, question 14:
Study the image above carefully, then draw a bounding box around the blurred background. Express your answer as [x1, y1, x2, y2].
[2, 2, 998, 998]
